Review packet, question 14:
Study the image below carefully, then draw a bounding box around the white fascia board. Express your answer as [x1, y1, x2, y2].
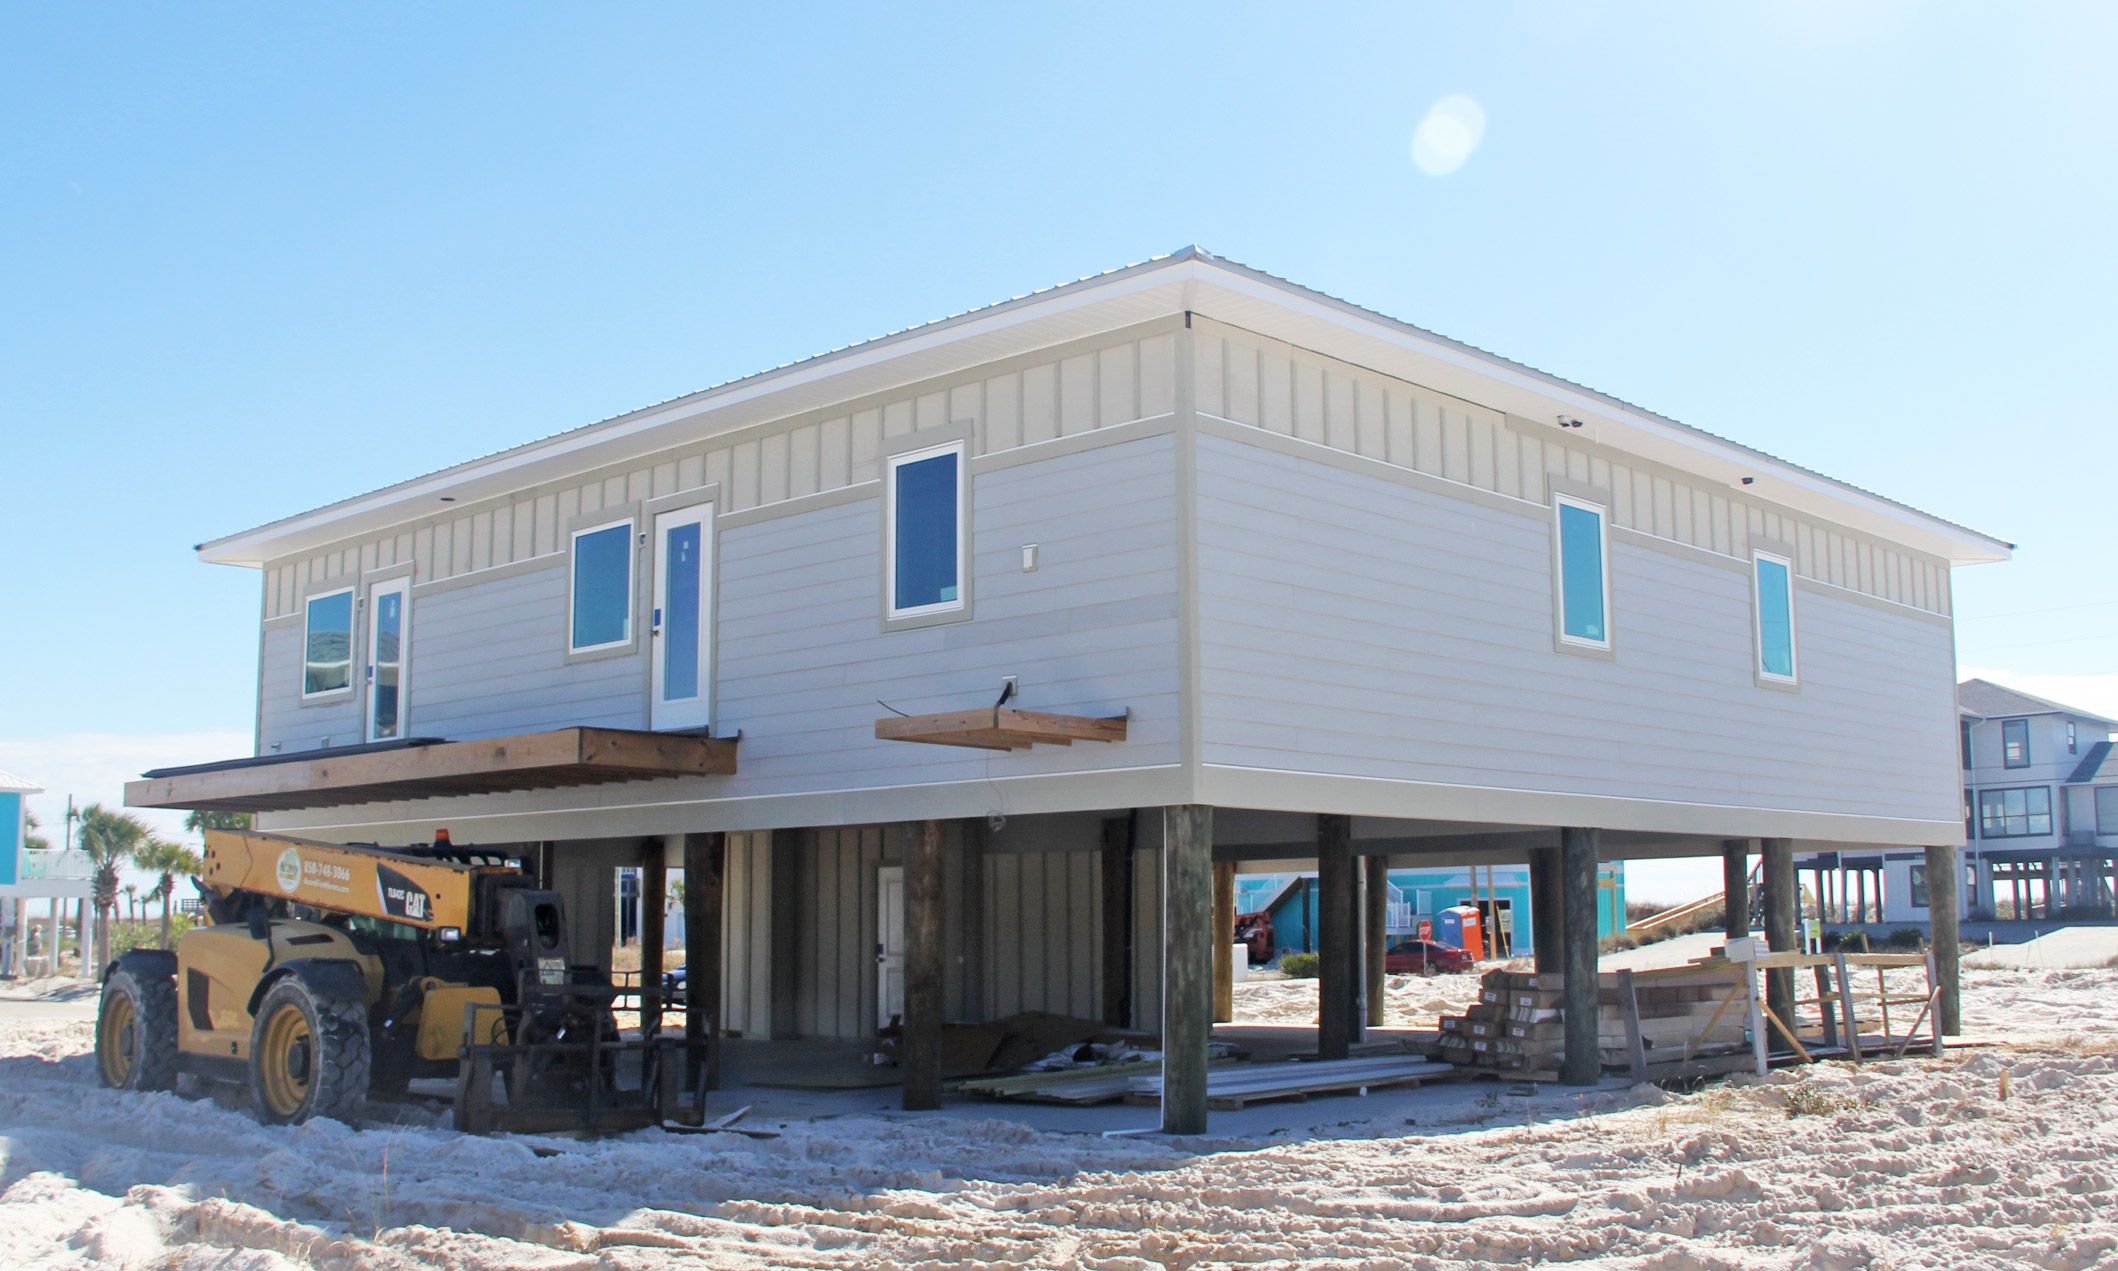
[1182, 261, 2012, 567]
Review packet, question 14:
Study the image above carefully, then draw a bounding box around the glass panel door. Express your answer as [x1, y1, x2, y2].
[651, 504, 713, 730]
[365, 578, 410, 743]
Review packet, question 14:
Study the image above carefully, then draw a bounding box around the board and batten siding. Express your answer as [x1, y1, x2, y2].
[1193, 430, 1962, 823]
[1190, 316, 1952, 618]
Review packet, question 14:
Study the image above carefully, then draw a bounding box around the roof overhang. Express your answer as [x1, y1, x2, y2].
[197, 249, 2013, 569]
[124, 727, 738, 814]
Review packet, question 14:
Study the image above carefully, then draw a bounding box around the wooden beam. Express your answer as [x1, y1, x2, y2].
[873, 707, 1128, 752]
[1161, 804, 1213, 1136]
[1212, 861, 1236, 1023]
[638, 840, 667, 1038]
[1560, 826, 1600, 1086]
[769, 828, 801, 1041]
[902, 819, 944, 1111]
[1100, 816, 1133, 1028]
[1925, 843, 1961, 1035]
[125, 727, 738, 813]
[1316, 813, 1356, 1060]
[1762, 838, 1798, 1037]
[1364, 853, 1389, 1028]
[682, 831, 725, 1091]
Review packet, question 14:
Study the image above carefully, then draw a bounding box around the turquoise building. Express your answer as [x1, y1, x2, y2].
[1235, 862, 1626, 961]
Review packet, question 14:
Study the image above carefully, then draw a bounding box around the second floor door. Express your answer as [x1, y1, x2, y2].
[651, 503, 714, 731]
[365, 577, 410, 743]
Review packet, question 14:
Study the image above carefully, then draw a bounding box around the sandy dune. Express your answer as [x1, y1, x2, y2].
[3, 966, 2116, 1269]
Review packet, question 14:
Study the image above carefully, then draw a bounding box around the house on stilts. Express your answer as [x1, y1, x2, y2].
[127, 248, 2008, 1130]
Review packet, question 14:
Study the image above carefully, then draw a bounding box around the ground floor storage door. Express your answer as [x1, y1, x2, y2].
[877, 864, 905, 1022]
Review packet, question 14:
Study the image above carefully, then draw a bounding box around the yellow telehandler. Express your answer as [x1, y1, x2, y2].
[94, 828, 705, 1133]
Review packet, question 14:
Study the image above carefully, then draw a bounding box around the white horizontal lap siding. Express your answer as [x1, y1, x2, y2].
[1194, 432, 1960, 823]
[710, 435, 1181, 799]
[1189, 318, 1952, 620]
[257, 622, 364, 754]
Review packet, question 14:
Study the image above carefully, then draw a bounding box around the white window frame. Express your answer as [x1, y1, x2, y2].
[1751, 550, 1799, 686]
[1552, 493, 1611, 651]
[884, 440, 967, 622]
[568, 517, 637, 656]
[300, 585, 357, 701]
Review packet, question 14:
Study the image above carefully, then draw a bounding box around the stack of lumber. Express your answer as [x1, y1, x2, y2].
[1435, 962, 1751, 1081]
[960, 1054, 1457, 1109]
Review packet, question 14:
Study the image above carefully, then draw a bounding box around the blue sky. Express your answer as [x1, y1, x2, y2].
[3, 4, 2114, 896]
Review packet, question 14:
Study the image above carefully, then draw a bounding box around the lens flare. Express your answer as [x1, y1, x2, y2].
[1411, 94, 1487, 177]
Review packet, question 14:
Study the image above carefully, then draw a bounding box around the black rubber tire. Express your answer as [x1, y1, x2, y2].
[97, 968, 179, 1092]
[249, 976, 371, 1126]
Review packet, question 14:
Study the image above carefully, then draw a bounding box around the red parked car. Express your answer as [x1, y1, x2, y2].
[1383, 938, 1475, 974]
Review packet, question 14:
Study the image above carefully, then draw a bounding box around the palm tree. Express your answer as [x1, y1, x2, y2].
[142, 839, 204, 949]
[122, 883, 139, 924]
[74, 803, 154, 976]
[23, 811, 49, 853]
[183, 809, 253, 840]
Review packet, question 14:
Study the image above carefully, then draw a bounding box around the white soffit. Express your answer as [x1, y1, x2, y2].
[199, 250, 2010, 568]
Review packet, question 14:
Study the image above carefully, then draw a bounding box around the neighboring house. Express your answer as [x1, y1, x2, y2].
[128, 248, 2008, 1119]
[0, 770, 94, 976]
[1800, 678, 2118, 928]
[1234, 863, 1625, 959]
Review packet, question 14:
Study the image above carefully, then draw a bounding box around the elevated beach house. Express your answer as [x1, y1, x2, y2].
[129, 249, 2009, 1129]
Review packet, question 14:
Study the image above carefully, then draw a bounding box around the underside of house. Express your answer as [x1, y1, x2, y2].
[127, 249, 2011, 1130]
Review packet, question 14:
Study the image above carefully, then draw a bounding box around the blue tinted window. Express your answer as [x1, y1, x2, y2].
[893, 449, 960, 613]
[1557, 501, 1606, 644]
[663, 521, 701, 701]
[1756, 556, 1795, 679]
[303, 590, 353, 694]
[572, 523, 633, 650]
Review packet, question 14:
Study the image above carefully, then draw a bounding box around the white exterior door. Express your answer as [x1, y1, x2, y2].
[877, 865, 906, 1023]
[365, 578, 410, 743]
[651, 504, 713, 731]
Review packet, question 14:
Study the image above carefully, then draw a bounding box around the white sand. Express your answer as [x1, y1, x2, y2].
[5, 967, 2118, 1269]
[1231, 969, 1487, 1025]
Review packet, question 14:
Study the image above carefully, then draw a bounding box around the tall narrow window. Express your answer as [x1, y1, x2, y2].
[2002, 718, 2030, 769]
[887, 442, 964, 620]
[1961, 721, 1974, 770]
[301, 588, 354, 697]
[1553, 494, 1609, 649]
[570, 520, 635, 653]
[2067, 721, 2078, 755]
[1753, 551, 1797, 684]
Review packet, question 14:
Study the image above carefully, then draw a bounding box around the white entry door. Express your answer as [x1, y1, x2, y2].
[877, 865, 906, 1023]
[365, 578, 410, 743]
[651, 504, 713, 731]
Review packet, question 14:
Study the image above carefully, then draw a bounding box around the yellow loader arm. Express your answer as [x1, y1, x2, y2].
[200, 828, 504, 931]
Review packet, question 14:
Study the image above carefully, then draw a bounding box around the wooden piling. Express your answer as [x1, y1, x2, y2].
[1530, 845, 1563, 973]
[1722, 839, 1751, 939]
[1101, 816, 1134, 1028]
[681, 831, 724, 1090]
[1560, 826, 1601, 1086]
[1317, 813, 1356, 1060]
[1162, 804, 1214, 1135]
[638, 840, 667, 1037]
[1925, 843, 1961, 1035]
[902, 819, 944, 1111]
[1762, 837, 1798, 1039]
[1212, 860, 1236, 1023]
[1364, 853, 1389, 1027]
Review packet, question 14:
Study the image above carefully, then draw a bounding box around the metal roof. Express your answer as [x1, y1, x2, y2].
[195, 246, 2015, 568]
[1959, 677, 2118, 727]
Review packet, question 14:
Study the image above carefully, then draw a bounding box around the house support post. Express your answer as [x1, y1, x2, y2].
[1560, 826, 1601, 1086]
[902, 819, 945, 1111]
[1530, 845, 1564, 973]
[1101, 816, 1134, 1028]
[1364, 853, 1389, 1027]
[681, 831, 724, 1090]
[769, 828, 801, 1040]
[1317, 813, 1357, 1059]
[1162, 804, 1214, 1135]
[637, 840, 667, 1037]
[1212, 860, 1236, 1023]
[1723, 839, 1752, 939]
[1925, 843, 1961, 1035]
[1762, 837, 1798, 1041]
